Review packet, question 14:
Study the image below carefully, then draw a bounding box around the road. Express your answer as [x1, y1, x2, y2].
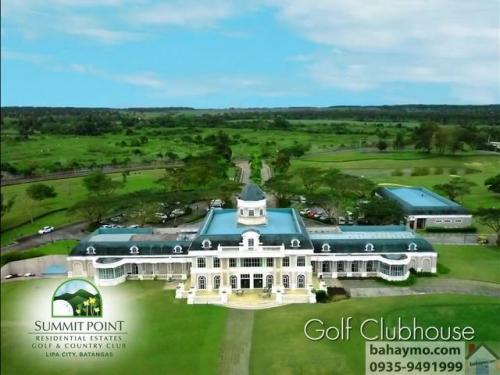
[236, 160, 251, 184]
[1, 222, 87, 253]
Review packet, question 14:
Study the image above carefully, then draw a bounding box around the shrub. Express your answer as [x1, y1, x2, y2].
[391, 169, 403, 176]
[411, 167, 430, 176]
[433, 167, 444, 175]
[315, 290, 330, 303]
[425, 226, 477, 233]
[449, 167, 458, 175]
[437, 262, 451, 275]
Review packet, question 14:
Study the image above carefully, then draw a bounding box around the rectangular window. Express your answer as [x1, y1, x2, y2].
[444, 219, 452, 223]
[266, 258, 273, 267]
[283, 257, 290, 267]
[249, 210, 254, 216]
[248, 238, 254, 248]
[297, 256, 306, 267]
[366, 261, 374, 272]
[229, 258, 237, 267]
[242, 258, 262, 267]
[435, 219, 443, 223]
[351, 261, 359, 272]
[337, 262, 344, 272]
[455, 219, 462, 223]
[213, 257, 220, 268]
[391, 265, 405, 276]
[197, 258, 206, 268]
[98, 268, 114, 279]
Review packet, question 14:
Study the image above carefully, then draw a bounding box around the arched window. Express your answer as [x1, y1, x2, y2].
[213, 275, 221, 290]
[202, 239, 211, 249]
[291, 238, 300, 248]
[408, 242, 418, 251]
[283, 275, 290, 288]
[297, 274, 305, 288]
[365, 243, 374, 252]
[173, 245, 182, 254]
[321, 243, 330, 252]
[130, 245, 139, 254]
[266, 275, 273, 288]
[198, 276, 206, 290]
[230, 275, 238, 289]
[86, 246, 96, 255]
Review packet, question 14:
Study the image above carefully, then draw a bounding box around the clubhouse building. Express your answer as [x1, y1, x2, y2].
[376, 186, 472, 230]
[68, 184, 437, 304]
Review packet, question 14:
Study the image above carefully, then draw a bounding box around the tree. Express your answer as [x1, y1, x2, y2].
[272, 149, 291, 174]
[376, 139, 388, 152]
[414, 122, 437, 153]
[18, 116, 37, 139]
[475, 208, 500, 246]
[393, 131, 405, 150]
[71, 195, 116, 225]
[1, 193, 15, 218]
[434, 127, 449, 154]
[26, 183, 57, 223]
[83, 171, 121, 196]
[358, 198, 405, 225]
[433, 177, 476, 202]
[484, 174, 500, 193]
[264, 174, 296, 207]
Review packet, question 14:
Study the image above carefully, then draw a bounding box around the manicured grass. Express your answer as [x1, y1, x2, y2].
[0, 240, 78, 267]
[251, 295, 500, 375]
[294, 151, 500, 212]
[0, 169, 165, 245]
[1, 280, 499, 375]
[0, 280, 228, 375]
[435, 244, 500, 284]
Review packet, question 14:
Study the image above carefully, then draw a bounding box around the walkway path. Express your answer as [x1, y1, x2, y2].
[218, 309, 255, 375]
[260, 161, 277, 208]
[343, 278, 500, 298]
[236, 160, 251, 184]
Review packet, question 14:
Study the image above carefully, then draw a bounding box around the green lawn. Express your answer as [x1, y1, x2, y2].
[0, 240, 77, 267]
[294, 151, 500, 212]
[251, 295, 500, 375]
[0, 169, 165, 246]
[1, 280, 499, 375]
[1, 280, 228, 375]
[435, 245, 500, 283]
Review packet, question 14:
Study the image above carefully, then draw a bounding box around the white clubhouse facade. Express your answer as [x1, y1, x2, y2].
[68, 185, 437, 304]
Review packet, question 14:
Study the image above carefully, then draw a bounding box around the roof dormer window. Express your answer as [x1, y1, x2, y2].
[291, 238, 300, 248]
[86, 246, 96, 255]
[202, 239, 212, 249]
[173, 245, 183, 254]
[365, 243, 374, 252]
[130, 245, 140, 254]
[408, 242, 418, 251]
[321, 243, 330, 252]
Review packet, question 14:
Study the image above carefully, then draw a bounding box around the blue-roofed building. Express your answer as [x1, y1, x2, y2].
[68, 184, 437, 305]
[376, 186, 472, 230]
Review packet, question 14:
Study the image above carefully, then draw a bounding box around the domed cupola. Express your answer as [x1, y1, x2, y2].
[237, 184, 267, 225]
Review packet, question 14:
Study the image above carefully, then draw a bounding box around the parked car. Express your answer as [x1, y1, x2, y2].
[128, 224, 140, 228]
[38, 226, 54, 235]
[170, 209, 186, 218]
[23, 273, 36, 277]
[101, 224, 120, 229]
[210, 199, 224, 209]
[3, 274, 17, 279]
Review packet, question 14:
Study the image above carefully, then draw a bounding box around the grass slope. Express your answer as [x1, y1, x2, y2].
[0, 240, 77, 267]
[435, 245, 500, 284]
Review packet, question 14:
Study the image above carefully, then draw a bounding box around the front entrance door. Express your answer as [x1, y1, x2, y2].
[240, 274, 250, 289]
[253, 274, 263, 289]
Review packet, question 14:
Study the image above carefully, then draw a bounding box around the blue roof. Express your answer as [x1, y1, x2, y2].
[378, 187, 469, 215]
[200, 208, 302, 235]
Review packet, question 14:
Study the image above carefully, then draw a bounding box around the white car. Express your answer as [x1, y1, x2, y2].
[128, 224, 140, 228]
[38, 226, 54, 235]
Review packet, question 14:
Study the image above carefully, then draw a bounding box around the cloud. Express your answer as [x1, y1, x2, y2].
[126, 0, 235, 27]
[1, 49, 51, 63]
[272, 0, 500, 103]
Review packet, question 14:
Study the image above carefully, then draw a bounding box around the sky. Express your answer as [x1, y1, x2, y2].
[1, 0, 499, 108]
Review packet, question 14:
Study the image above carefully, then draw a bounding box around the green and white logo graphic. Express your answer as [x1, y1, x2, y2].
[52, 279, 102, 318]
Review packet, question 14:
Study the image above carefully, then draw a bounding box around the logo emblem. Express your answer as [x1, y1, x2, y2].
[52, 279, 102, 318]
